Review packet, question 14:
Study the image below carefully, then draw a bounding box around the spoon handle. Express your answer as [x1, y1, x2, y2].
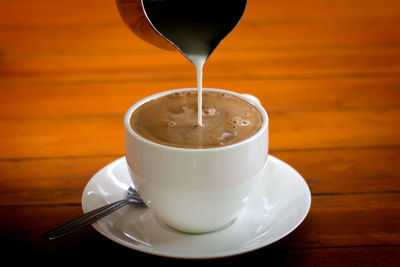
[42, 199, 130, 240]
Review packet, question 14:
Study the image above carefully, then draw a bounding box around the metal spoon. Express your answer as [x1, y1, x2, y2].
[42, 186, 144, 240]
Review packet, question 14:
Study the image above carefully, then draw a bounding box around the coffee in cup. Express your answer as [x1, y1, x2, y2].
[124, 88, 268, 233]
[130, 90, 263, 148]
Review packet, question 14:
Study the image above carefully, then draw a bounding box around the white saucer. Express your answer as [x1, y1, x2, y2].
[82, 155, 311, 259]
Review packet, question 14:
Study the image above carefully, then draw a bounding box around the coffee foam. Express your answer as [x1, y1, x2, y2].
[131, 90, 263, 148]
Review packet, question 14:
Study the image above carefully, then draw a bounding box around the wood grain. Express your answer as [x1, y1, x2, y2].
[1, 78, 399, 119]
[0, 108, 399, 159]
[1, 0, 399, 265]
[1, 147, 399, 206]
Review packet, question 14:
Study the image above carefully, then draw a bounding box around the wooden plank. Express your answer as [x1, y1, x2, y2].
[244, 246, 400, 267]
[1, 148, 399, 206]
[2, 195, 399, 250]
[1, 1, 400, 86]
[2, 17, 400, 52]
[0, 156, 117, 206]
[1, 78, 399, 118]
[2, 46, 400, 85]
[2, 1, 399, 78]
[286, 198, 400, 248]
[0, 116, 122, 159]
[269, 108, 400, 151]
[244, 0, 400, 21]
[1, 0, 400, 25]
[274, 148, 400, 195]
[2, 203, 399, 266]
[2, 107, 399, 159]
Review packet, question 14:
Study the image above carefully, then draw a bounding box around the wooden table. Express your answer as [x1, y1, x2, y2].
[1, 0, 399, 264]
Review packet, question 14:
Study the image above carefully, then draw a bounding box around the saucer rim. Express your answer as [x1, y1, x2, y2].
[82, 155, 311, 259]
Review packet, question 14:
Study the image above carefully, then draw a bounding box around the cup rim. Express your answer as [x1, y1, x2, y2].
[124, 88, 268, 152]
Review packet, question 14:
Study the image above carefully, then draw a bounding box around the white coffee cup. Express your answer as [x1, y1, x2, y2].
[124, 88, 269, 233]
